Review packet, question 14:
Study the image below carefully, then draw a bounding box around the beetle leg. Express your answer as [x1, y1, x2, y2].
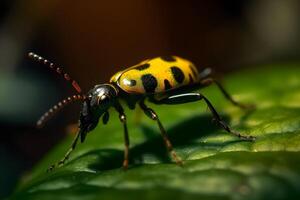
[114, 102, 130, 169]
[47, 129, 81, 172]
[153, 93, 255, 141]
[200, 78, 255, 110]
[139, 100, 183, 165]
[119, 113, 130, 169]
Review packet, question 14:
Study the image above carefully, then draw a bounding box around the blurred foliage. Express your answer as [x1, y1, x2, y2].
[0, 72, 57, 124]
[10, 65, 300, 200]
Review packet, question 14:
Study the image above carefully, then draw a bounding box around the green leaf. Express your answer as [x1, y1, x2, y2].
[11, 65, 300, 200]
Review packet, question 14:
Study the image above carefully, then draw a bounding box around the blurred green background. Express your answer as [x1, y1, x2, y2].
[1, 0, 300, 199]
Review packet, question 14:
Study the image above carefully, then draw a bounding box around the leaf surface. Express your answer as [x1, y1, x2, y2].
[11, 65, 300, 200]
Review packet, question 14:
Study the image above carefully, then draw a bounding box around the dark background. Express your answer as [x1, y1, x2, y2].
[1, 0, 300, 198]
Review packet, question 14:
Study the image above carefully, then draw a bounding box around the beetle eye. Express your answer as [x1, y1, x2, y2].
[100, 95, 107, 101]
[97, 95, 109, 105]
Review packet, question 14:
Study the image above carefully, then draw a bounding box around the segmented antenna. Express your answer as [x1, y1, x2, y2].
[28, 52, 82, 93]
[37, 94, 86, 128]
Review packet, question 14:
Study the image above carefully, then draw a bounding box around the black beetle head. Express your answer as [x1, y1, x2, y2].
[89, 84, 118, 112]
[28, 52, 119, 142]
[79, 84, 118, 142]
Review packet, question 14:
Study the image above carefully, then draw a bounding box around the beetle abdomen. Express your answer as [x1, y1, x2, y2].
[110, 56, 200, 94]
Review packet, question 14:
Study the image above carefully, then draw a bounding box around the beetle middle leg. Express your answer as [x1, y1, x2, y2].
[139, 100, 183, 165]
[200, 78, 254, 110]
[118, 113, 130, 169]
[152, 93, 255, 141]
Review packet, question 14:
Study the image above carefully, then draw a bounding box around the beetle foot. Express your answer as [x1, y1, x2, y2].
[212, 119, 256, 141]
[170, 150, 183, 166]
[47, 164, 56, 172]
[233, 131, 256, 141]
[46, 157, 69, 172]
[238, 103, 256, 111]
[122, 159, 129, 170]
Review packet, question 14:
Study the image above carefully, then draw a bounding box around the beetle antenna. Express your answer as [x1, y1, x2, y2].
[37, 94, 86, 128]
[28, 52, 82, 93]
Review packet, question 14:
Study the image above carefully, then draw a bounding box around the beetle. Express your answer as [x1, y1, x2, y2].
[28, 53, 255, 171]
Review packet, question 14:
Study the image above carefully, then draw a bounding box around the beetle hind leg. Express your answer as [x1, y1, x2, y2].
[200, 78, 255, 110]
[153, 93, 255, 141]
[139, 100, 183, 165]
[201, 95, 255, 141]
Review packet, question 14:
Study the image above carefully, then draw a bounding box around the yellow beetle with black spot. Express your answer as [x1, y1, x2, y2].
[110, 56, 199, 94]
[29, 53, 255, 171]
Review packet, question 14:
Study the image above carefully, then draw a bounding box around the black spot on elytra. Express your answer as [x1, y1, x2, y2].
[135, 63, 150, 71]
[164, 79, 172, 90]
[171, 66, 185, 84]
[189, 74, 194, 84]
[141, 74, 158, 93]
[161, 56, 176, 62]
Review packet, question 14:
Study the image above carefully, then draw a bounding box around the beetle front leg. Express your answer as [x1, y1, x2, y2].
[47, 129, 81, 172]
[139, 100, 183, 165]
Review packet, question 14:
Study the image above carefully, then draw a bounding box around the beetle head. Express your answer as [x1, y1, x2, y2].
[79, 84, 118, 142]
[28, 52, 120, 142]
